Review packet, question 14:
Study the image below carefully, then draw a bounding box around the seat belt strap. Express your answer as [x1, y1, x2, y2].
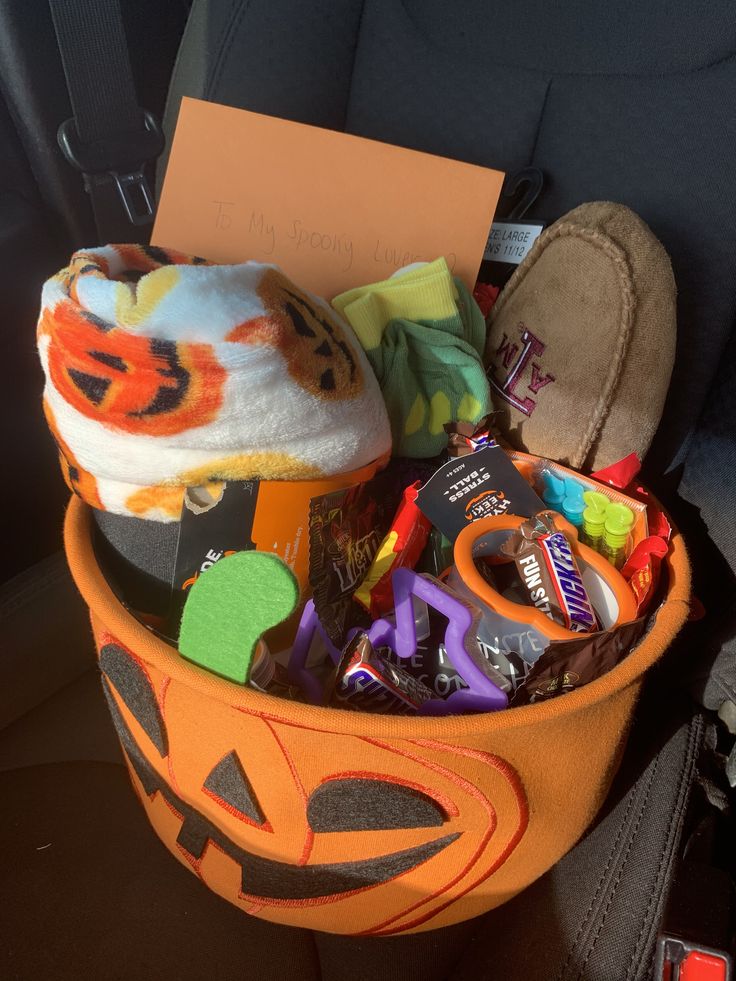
[48, 0, 164, 242]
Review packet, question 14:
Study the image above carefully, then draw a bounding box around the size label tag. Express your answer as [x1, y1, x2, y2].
[484, 221, 544, 264]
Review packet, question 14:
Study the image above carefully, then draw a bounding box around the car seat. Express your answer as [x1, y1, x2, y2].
[1, 1, 734, 978]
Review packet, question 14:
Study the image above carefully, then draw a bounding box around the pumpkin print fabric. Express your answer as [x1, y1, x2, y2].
[37, 245, 391, 521]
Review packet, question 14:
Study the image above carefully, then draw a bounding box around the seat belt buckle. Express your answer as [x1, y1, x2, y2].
[96, 169, 155, 226]
[57, 108, 164, 226]
[655, 936, 732, 980]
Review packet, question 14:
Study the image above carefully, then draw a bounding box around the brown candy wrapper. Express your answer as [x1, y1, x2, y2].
[308, 459, 440, 648]
[261, 660, 306, 702]
[511, 616, 647, 704]
[309, 483, 381, 647]
[330, 632, 434, 714]
[444, 415, 498, 457]
[500, 511, 598, 634]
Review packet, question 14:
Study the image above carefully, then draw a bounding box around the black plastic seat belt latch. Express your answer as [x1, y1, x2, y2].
[57, 108, 164, 226]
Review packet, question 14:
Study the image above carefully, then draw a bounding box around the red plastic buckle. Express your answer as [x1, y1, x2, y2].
[680, 950, 730, 980]
[658, 939, 732, 981]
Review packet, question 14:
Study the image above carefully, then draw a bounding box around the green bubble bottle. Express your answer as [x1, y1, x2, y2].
[581, 491, 610, 552]
[601, 504, 635, 569]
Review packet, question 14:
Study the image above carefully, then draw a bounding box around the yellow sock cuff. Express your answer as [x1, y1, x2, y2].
[332, 257, 459, 352]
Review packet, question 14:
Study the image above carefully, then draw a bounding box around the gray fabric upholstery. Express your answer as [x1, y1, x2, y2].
[158, 0, 364, 188]
[678, 325, 736, 715]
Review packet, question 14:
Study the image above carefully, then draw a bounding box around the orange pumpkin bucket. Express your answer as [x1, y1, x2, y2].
[64, 494, 690, 936]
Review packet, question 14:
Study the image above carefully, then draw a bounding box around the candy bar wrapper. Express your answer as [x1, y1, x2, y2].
[308, 484, 380, 648]
[472, 281, 500, 317]
[384, 605, 512, 701]
[512, 616, 647, 705]
[309, 460, 440, 648]
[330, 632, 434, 714]
[626, 566, 656, 617]
[590, 452, 642, 491]
[500, 512, 598, 633]
[621, 535, 669, 617]
[629, 485, 672, 542]
[254, 661, 306, 702]
[383, 606, 470, 701]
[353, 482, 431, 619]
[443, 416, 498, 458]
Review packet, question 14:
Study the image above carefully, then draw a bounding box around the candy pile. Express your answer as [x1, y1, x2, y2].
[284, 425, 665, 713]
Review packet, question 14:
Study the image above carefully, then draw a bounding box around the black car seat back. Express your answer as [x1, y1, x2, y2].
[163, 0, 736, 480]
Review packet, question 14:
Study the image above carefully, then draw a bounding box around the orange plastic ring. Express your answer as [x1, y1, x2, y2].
[453, 511, 638, 641]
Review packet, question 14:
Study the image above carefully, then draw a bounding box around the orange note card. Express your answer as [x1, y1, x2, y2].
[153, 98, 505, 298]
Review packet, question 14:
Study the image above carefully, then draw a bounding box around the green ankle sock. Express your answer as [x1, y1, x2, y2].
[332, 258, 491, 457]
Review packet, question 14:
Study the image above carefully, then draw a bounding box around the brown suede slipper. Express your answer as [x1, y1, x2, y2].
[484, 202, 677, 470]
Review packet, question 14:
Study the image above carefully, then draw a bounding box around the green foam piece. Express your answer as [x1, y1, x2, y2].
[178, 551, 299, 684]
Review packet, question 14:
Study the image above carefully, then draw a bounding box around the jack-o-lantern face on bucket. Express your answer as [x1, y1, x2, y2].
[98, 638, 528, 936]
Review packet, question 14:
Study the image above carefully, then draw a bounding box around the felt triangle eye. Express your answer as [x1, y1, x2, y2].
[203, 750, 268, 827]
[307, 778, 447, 832]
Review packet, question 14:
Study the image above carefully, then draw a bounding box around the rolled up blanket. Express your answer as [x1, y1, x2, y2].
[37, 245, 391, 521]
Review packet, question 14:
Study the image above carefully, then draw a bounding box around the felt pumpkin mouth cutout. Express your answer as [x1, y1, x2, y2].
[98, 637, 529, 933]
[104, 677, 459, 902]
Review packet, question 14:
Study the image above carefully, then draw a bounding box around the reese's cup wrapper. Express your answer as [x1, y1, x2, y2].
[621, 535, 669, 617]
[512, 616, 647, 704]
